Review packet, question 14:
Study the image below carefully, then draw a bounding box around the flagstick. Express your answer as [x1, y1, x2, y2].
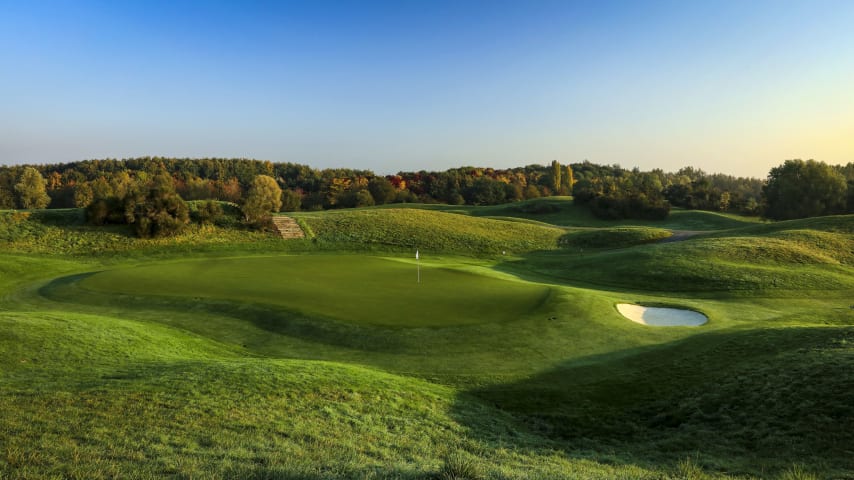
[416, 249, 421, 284]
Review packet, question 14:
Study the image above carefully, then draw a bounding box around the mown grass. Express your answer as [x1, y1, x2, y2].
[558, 226, 672, 249]
[0, 207, 851, 479]
[76, 255, 554, 328]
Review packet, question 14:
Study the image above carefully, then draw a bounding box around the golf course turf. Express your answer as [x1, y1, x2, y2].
[76, 255, 554, 328]
[1, 200, 852, 479]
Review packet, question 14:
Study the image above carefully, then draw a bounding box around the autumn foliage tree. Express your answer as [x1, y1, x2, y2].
[14, 167, 50, 209]
[242, 175, 282, 224]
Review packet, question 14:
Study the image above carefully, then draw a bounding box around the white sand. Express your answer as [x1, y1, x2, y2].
[616, 303, 707, 327]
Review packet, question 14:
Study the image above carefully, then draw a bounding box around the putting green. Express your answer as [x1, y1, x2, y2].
[79, 255, 553, 328]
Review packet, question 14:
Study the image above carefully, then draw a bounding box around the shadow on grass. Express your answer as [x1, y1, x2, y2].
[452, 326, 854, 476]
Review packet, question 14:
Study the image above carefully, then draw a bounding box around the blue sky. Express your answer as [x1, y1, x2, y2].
[1, 0, 852, 177]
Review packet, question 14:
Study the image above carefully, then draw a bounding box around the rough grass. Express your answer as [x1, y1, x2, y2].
[295, 209, 565, 254]
[0, 209, 283, 257]
[471, 326, 854, 477]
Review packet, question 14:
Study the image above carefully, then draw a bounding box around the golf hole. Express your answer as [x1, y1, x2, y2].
[616, 303, 708, 327]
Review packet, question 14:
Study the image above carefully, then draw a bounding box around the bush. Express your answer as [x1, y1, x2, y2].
[132, 187, 189, 238]
[192, 199, 224, 225]
[281, 189, 301, 212]
[588, 195, 670, 220]
[513, 200, 559, 214]
[778, 464, 818, 480]
[437, 452, 484, 480]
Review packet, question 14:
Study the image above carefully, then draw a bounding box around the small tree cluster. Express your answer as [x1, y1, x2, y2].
[130, 173, 190, 238]
[574, 172, 670, 220]
[762, 159, 848, 220]
[84, 170, 189, 237]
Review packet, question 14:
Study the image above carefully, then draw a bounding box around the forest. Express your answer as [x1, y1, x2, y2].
[1, 157, 852, 228]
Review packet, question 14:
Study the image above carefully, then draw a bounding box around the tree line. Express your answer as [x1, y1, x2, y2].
[1, 157, 851, 231]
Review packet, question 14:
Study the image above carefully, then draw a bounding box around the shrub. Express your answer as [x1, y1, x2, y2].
[437, 452, 484, 480]
[193, 199, 224, 225]
[779, 464, 818, 480]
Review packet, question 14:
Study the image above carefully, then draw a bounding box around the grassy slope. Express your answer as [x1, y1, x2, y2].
[1, 208, 852, 478]
[499, 215, 854, 297]
[375, 197, 764, 230]
[293, 208, 565, 254]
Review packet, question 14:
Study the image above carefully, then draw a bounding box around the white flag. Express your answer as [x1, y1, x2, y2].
[415, 249, 419, 260]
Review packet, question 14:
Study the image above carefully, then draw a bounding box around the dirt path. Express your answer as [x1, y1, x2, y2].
[659, 230, 705, 243]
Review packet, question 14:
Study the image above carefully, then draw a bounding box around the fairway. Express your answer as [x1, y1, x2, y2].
[79, 255, 553, 328]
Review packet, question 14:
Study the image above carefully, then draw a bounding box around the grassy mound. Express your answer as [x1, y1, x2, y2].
[470, 326, 854, 476]
[559, 226, 672, 249]
[379, 198, 762, 230]
[0, 312, 458, 479]
[296, 209, 564, 254]
[503, 217, 854, 294]
[1, 310, 706, 480]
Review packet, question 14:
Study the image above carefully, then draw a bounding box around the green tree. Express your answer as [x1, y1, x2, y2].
[523, 184, 541, 199]
[368, 177, 397, 204]
[763, 159, 847, 220]
[551, 160, 562, 195]
[354, 189, 376, 207]
[565, 164, 575, 195]
[242, 175, 282, 223]
[130, 173, 190, 238]
[195, 199, 223, 225]
[281, 189, 302, 212]
[14, 167, 50, 209]
[185, 176, 214, 200]
[74, 183, 94, 208]
[718, 191, 731, 211]
[0, 186, 15, 209]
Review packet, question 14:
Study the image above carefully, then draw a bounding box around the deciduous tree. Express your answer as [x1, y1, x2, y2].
[763, 159, 847, 220]
[130, 173, 190, 237]
[14, 167, 50, 209]
[551, 160, 562, 194]
[242, 175, 282, 223]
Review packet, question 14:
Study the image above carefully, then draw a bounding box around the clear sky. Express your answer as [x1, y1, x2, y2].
[1, 0, 852, 177]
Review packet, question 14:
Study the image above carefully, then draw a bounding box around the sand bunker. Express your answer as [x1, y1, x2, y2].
[616, 304, 707, 327]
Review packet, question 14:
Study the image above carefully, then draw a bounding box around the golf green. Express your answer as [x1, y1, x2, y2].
[79, 255, 553, 327]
